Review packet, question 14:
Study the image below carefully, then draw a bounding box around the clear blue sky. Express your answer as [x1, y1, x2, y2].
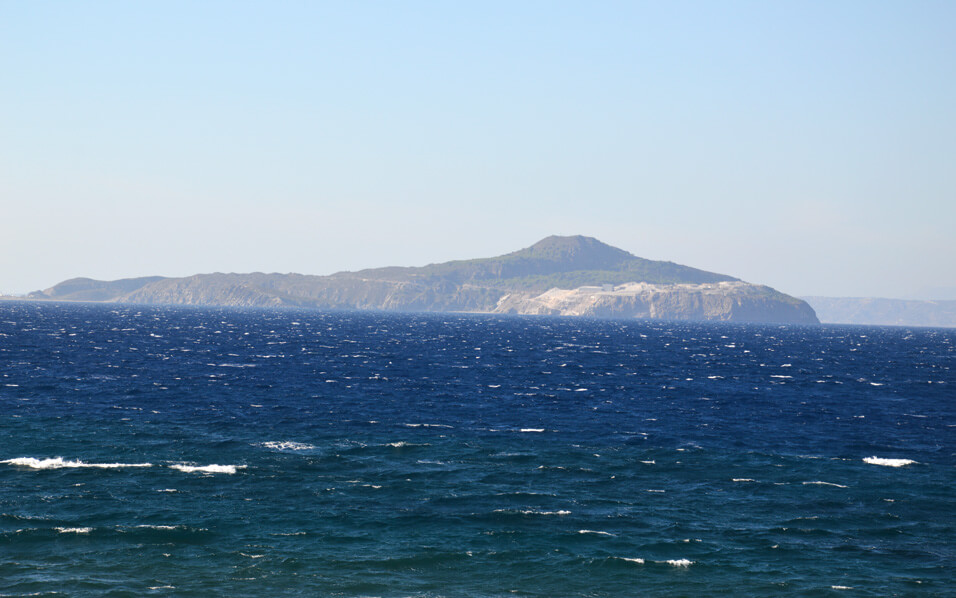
[2, 1, 954, 298]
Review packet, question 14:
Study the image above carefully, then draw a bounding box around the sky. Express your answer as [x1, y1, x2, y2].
[2, 1, 954, 299]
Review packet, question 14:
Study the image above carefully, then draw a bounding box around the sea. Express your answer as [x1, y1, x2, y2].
[0, 301, 953, 597]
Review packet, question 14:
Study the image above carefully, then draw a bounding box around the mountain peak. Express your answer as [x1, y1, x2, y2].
[511, 235, 635, 268]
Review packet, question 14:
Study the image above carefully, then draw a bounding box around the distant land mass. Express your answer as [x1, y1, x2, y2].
[20, 236, 818, 324]
[802, 297, 956, 328]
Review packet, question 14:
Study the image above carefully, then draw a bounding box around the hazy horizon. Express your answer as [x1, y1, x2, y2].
[3, 2, 954, 300]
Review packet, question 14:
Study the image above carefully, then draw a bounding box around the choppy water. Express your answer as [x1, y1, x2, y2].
[1, 301, 953, 596]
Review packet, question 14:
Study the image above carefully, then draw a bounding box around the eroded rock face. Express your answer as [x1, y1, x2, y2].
[493, 282, 819, 324]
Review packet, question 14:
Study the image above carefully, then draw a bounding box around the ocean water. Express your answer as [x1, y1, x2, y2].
[0, 301, 953, 596]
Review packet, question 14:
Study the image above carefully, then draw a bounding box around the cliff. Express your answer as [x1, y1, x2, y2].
[26, 236, 819, 324]
[498, 282, 817, 323]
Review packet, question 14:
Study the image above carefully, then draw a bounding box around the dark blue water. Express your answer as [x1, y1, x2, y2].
[1, 301, 953, 596]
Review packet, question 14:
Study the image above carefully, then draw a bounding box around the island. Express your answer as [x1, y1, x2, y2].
[23, 235, 819, 324]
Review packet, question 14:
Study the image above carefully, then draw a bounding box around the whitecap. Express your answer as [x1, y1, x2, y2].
[387, 441, 429, 448]
[803, 481, 849, 488]
[618, 557, 645, 564]
[260, 441, 315, 451]
[55, 527, 92, 534]
[666, 559, 693, 567]
[494, 509, 570, 516]
[2, 457, 153, 470]
[578, 529, 614, 536]
[831, 586, 853, 590]
[520, 428, 545, 433]
[863, 457, 916, 467]
[732, 478, 756, 482]
[170, 463, 244, 474]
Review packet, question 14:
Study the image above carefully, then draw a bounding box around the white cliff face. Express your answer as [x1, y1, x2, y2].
[492, 282, 818, 324]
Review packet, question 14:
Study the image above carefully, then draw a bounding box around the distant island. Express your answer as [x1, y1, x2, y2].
[802, 296, 956, 328]
[18, 236, 819, 324]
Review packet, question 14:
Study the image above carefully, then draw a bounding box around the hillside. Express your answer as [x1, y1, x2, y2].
[25, 236, 818, 324]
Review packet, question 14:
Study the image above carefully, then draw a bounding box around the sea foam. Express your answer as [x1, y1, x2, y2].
[863, 457, 916, 467]
[2, 457, 153, 469]
[260, 441, 316, 451]
[170, 464, 244, 474]
[617, 557, 645, 564]
[55, 527, 92, 534]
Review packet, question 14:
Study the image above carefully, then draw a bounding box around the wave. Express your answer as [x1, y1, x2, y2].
[608, 556, 690, 567]
[260, 441, 316, 451]
[493, 509, 571, 516]
[3, 457, 245, 474]
[170, 463, 245, 474]
[386, 441, 430, 448]
[803, 481, 849, 488]
[863, 457, 916, 467]
[2, 457, 153, 470]
[578, 529, 614, 536]
[55, 527, 92, 534]
[519, 428, 545, 433]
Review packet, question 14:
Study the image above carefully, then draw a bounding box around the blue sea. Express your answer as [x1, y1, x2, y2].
[1, 301, 953, 596]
